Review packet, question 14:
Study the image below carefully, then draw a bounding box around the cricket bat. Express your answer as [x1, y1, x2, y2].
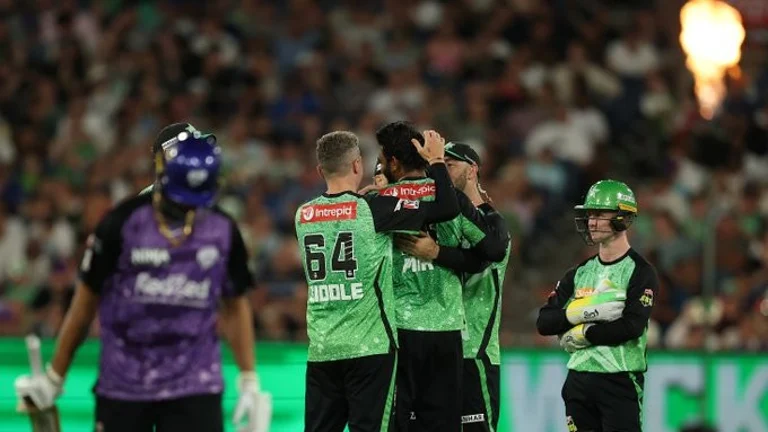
[23, 334, 62, 432]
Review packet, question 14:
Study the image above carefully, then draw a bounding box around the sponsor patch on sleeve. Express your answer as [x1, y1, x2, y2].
[639, 288, 654, 307]
[394, 199, 420, 211]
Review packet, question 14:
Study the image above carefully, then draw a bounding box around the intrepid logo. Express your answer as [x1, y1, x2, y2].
[381, 184, 435, 199]
[300, 202, 357, 223]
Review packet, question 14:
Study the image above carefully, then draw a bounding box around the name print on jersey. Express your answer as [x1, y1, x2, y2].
[402, 256, 434, 273]
[300, 202, 358, 223]
[308, 283, 364, 304]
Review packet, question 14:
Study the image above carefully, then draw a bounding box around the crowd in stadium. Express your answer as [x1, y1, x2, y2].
[0, 0, 766, 351]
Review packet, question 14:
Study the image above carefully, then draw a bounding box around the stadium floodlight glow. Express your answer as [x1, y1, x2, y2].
[679, 0, 745, 120]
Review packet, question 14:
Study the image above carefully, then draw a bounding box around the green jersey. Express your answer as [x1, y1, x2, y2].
[382, 180, 508, 332]
[295, 165, 460, 362]
[461, 210, 511, 364]
[431, 204, 512, 364]
[537, 249, 659, 373]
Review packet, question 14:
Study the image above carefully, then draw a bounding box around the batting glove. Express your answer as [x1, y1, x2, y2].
[233, 371, 273, 432]
[15, 364, 63, 412]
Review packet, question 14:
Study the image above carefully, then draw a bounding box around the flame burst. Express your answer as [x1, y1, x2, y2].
[679, 0, 745, 119]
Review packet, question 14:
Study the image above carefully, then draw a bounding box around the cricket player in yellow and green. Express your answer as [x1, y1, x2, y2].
[537, 180, 659, 432]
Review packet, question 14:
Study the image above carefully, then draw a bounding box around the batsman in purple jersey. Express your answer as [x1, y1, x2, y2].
[14, 124, 271, 432]
[84, 193, 248, 401]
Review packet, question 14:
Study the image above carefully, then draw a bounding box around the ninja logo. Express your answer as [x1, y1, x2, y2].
[131, 248, 170, 267]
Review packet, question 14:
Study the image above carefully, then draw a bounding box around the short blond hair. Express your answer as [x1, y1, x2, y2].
[316, 131, 360, 177]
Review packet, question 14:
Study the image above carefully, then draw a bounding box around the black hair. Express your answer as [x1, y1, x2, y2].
[375, 121, 427, 171]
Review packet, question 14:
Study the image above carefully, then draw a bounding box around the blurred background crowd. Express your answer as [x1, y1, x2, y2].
[0, 0, 767, 352]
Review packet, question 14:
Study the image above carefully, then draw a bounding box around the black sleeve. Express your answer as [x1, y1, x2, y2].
[434, 246, 490, 274]
[224, 221, 255, 297]
[535, 268, 577, 336]
[424, 163, 460, 223]
[366, 163, 460, 233]
[436, 204, 510, 272]
[458, 198, 509, 263]
[79, 210, 124, 294]
[585, 261, 659, 345]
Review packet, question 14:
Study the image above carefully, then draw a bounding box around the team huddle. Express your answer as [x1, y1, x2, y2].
[295, 122, 511, 432]
[13, 120, 656, 432]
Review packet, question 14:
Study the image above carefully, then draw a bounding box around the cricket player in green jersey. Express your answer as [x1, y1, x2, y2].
[536, 180, 660, 432]
[295, 130, 459, 432]
[395, 142, 511, 432]
[375, 123, 507, 432]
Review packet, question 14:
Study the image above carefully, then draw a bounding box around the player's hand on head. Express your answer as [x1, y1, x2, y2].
[394, 232, 439, 260]
[373, 174, 388, 187]
[412, 130, 446, 164]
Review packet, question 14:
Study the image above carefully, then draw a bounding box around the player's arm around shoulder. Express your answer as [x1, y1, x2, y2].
[364, 166, 459, 233]
[585, 255, 660, 346]
[396, 202, 510, 273]
[457, 194, 508, 262]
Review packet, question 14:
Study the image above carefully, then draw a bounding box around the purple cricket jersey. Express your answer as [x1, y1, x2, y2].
[79, 194, 252, 401]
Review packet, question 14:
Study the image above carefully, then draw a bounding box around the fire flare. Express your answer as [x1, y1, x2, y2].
[679, 0, 745, 119]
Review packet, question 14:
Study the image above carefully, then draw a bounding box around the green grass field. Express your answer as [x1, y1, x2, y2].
[0, 340, 308, 432]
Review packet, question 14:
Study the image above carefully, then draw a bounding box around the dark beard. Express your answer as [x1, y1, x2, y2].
[157, 193, 193, 222]
[383, 164, 398, 183]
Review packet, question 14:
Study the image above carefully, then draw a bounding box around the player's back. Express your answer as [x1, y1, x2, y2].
[84, 193, 239, 401]
[295, 193, 397, 362]
[381, 179, 465, 332]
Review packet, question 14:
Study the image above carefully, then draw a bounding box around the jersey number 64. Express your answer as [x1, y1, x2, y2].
[303, 232, 358, 281]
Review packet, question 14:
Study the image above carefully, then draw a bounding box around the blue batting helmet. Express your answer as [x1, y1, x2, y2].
[158, 131, 222, 208]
